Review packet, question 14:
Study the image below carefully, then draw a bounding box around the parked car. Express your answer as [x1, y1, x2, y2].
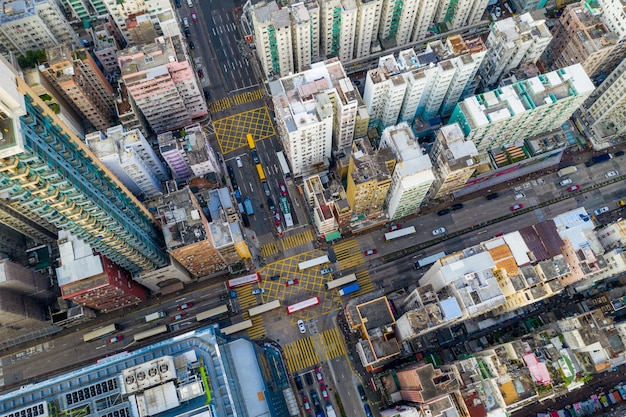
[364, 403, 373, 417]
[279, 183, 288, 196]
[437, 209, 451, 216]
[451, 203, 464, 210]
[252, 288, 265, 295]
[486, 193, 499, 200]
[183, 17, 189, 26]
[357, 384, 366, 401]
[305, 372, 313, 385]
[310, 390, 320, 407]
[615, 150, 625, 157]
[197, 69, 204, 78]
[188, 40, 195, 49]
[270, 274, 280, 281]
[315, 367, 323, 383]
[568, 185, 580, 192]
[236, 156, 243, 167]
[295, 375, 303, 390]
[184, 27, 191, 36]
[510, 204, 523, 211]
[175, 0, 181, 7]
[494, 6, 501, 17]
[514, 193, 525, 200]
[302, 397, 311, 412]
[559, 178, 572, 186]
[606, 170, 619, 178]
[594, 206, 609, 215]
[363, 249, 377, 256]
[178, 303, 193, 310]
[286, 279, 299, 286]
[320, 268, 333, 275]
[432, 227, 446, 236]
[320, 385, 329, 401]
[388, 224, 401, 231]
[297, 319, 306, 333]
[191, 11, 197, 21]
[108, 335, 123, 344]
[173, 313, 188, 321]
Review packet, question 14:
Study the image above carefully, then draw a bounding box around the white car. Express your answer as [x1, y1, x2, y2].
[432, 227, 446, 236]
[297, 319, 306, 334]
[252, 288, 265, 295]
[606, 170, 619, 178]
[236, 156, 243, 168]
[559, 178, 573, 186]
[594, 207, 609, 216]
[514, 193, 525, 200]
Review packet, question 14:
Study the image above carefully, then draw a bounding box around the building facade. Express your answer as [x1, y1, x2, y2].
[252, 1, 294, 78]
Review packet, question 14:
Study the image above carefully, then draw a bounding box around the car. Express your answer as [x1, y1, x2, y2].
[183, 17, 189, 27]
[357, 384, 366, 401]
[188, 40, 195, 50]
[275, 214, 281, 226]
[432, 227, 446, 236]
[495, 6, 501, 17]
[302, 397, 311, 412]
[606, 170, 619, 178]
[315, 367, 323, 383]
[510, 204, 523, 211]
[270, 274, 280, 281]
[320, 385, 329, 401]
[616, 151, 625, 157]
[568, 185, 580, 192]
[252, 288, 265, 295]
[108, 335, 123, 344]
[305, 372, 314, 385]
[320, 268, 333, 275]
[286, 279, 299, 286]
[197, 69, 204, 78]
[267, 198, 276, 211]
[279, 183, 288, 196]
[184, 27, 191, 37]
[297, 319, 306, 333]
[178, 302, 193, 310]
[486, 193, 499, 200]
[364, 403, 373, 417]
[364, 249, 377, 256]
[559, 178, 573, 186]
[294, 375, 303, 390]
[437, 209, 451, 216]
[594, 206, 609, 215]
[514, 193, 525, 200]
[191, 11, 197, 21]
[388, 224, 401, 232]
[173, 313, 188, 321]
[451, 203, 464, 210]
[175, 0, 181, 7]
[310, 390, 320, 407]
[236, 156, 243, 167]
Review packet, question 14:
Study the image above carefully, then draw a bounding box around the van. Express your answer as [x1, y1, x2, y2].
[559, 178, 573, 186]
[486, 193, 499, 200]
[514, 193, 525, 200]
[262, 182, 271, 196]
[187, 0, 192, 6]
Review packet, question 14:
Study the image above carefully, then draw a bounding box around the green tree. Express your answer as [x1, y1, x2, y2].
[18, 49, 47, 69]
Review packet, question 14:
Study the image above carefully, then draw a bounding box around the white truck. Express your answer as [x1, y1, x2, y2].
[145, 311, 166, 322]
[325, 404, 337, 417]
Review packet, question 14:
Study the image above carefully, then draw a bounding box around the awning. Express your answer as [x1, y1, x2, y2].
[325, 231, 342, 242]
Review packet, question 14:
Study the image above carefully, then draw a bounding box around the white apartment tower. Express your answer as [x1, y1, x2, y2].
[0, 0, 79, 55]
[380, 123, 435, 220]
[450, 64, 595, 151]
[252, 1, 294, 78]
[320, 0, 358, 62]
[101, 0, 172, 45]
[363, 56, 407, 128]
[86, 125, 170, 199]
[410, 0, 441, 42]
[481, 13, 552, 87]
[354, 0, 382, 59]
[291, 2, 320, 71]
[379, 0, 422, 46]
[436, 0, 489, 32]
[270, 59, 362, 176]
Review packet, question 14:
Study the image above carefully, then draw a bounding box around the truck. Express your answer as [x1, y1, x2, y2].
[586, 153, 613, 166]
[145, 311, 166, 322]
[243, 198, 254, 216]
[338, 282, 360, 296]
[557, 166, 577, 177]
[325, 404, 337, 417]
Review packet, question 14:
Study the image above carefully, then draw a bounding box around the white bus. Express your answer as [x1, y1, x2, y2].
[134, 325, 169, 342]
[384, 226, 416, 242]
[414, 251, 446, 269]
[276, 151, 291, 179]
[286, 297, 320, 314]
[325, 273, 357, 290]
[83, 324, 121, 343]
[227, 272, 261, 289]
[298, 255, 329, 271]
[248, 300, 281, 317]
[196, 305, 229, 322]
[220, 319, 253, 335]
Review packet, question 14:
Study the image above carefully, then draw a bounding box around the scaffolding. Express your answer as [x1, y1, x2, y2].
[331, 7, 342, 57]
[267, 25, 281, 75]
[388, 0, 403, 40]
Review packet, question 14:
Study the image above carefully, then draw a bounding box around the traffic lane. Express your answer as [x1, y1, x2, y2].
[190, 3, 228, 95]
[205, 11, 249, 92]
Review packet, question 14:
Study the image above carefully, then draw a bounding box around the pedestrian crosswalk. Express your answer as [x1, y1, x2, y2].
[247, 315, 265, 340]
[235, 287, 258, 310]
[283, 327, 347, 372]
[281, 230, 315, 251]
[354, 270, 374, 296]
[208, 89, 264, 113]
[333, 239, 365, 270]
[209, 97, 233, 113]
[260, 242, 279, 257]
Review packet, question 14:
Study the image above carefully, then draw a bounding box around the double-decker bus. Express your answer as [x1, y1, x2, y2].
[384, 226, 416, 242]
[248, 300, 281, 317]
[83, 324, 121, 343]
[256, 163, 266, 181]
[220, 319, 253, 335]
[247, 133, 255, 150]
[133, 325, 169, 342]
[298, 255, 329, 271]
[276, 151, 291, 179]
[325, 273, 357, 290]
[280, 197, 294, 227]
[286, 296, 320, 314]
[196, 305, 230, 322]
[227, 273, 261, 289]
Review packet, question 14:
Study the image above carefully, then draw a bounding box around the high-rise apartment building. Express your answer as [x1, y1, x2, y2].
[354, 0, 382, 59]
[115, 83, 150, 138]
[0, 0, 79, 55]
[40, 45, 116, 132]
[450, 64, 595, 151]
[363, 56, 407, 129]
[378, 0, 421, 46]
[291, 2, 320, 71]
[436, 0, 489, 32]
[271, 59, 362, 177]
[157, 124, 220, 180]
[590, 0, 626, 80]
[542, 2, 617, 80]
[320, 0, 357, 62]
[580, 58, 626, 148]
[379, 122, 435, 220]
[252, 1, 294, 78]
[480, 13, 552, 88]
[0, 55, 168, 273]
[86, 125, 169, 199]
[60, 0, 108, 21]
[410, 0, 441, 43]
[118, 36, 208, 134]
[86, 18, 122, 76]
[101, 0, 172, 45]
